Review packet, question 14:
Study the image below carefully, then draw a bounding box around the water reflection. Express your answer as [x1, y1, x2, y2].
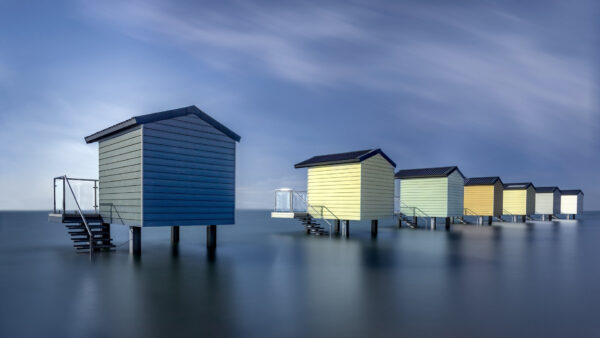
[1, 211, 599, 337]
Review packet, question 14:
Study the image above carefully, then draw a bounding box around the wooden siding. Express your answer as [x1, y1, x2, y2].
[99, 127, 142, 226]
[503, 190, 526, 215]
[535, 193, 555, 215]
[561, 194, 583, 214]
[503, 188, 535, 216]
[464, 185, 495, 216]
[553, 191, 561, 215]
[446, 170, 464, 217]
[142, 114, 236, 226]
[360, 154, 394, 220]
[493, 181, 503, 217]
[307, 162, 361, 220]
[399, 177, 448, 217]
[526, 186, 535, 215]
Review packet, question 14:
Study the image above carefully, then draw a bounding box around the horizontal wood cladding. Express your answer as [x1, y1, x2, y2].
[561, 194, 582, 214]
[400, 177, 448, 217]
[464, 185, 495, 216]
[360, 154, 394, 219]
[503, 188, 535, 216]
[307, 162, 361, 220]
[446, 170, 464, 217]
[142, 114, 235, 226]
[98, 127, 142, 225]
[535, 193, 555, 215]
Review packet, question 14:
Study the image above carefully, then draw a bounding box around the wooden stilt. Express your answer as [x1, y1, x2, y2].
[207, 225, 217, 251]
[431, 217, 436, 230]
[371, 220, 378, 237]
[171, 226, 180, 244]
[342, 220, 350, 237]
[445, 217, 450, 230]
[334, 220, 341, 234]
[129, 226, 141, 255]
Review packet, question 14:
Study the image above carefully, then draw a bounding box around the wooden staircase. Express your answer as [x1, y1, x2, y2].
[65, 215, 115, 253]
[298, 214, 329, 236]
[398, 213, 417, 228]
[50, 213, 115, 253]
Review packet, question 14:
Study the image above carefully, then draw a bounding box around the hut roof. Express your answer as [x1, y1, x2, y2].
[395, 166, 464, 179]
[503, 182, 534, 190]
[535, 186, 560, 193]
[85, 105, 241, 143]
[294, 149, 396, 168]
[464, 176, 502, 186]
[561, 189, 584, 196]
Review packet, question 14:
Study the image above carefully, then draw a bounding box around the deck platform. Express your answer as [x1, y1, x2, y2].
[48, 213, 103, 224]
[271, 211, 309, 219]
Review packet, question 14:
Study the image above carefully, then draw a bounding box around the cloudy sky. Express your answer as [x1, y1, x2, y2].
[0, 0, 598, 210]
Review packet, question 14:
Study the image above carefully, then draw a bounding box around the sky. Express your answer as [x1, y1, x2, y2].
[0, 0, 598, 210]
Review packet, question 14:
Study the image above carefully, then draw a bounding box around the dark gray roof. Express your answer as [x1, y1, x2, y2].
[395, 166, 464, 179]
[503, 182, 534, 190]
[535, 186, 560, 193]
[85, 105, 241, 143]
[464, 176, 502, 186]
[294, 149, 396, 168]
[561, 189, 584, 196]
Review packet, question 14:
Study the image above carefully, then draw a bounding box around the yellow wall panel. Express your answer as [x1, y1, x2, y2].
[503, 190, 528, 215]
[307, 162, 362, 220]
[360, 154, 394, 219]
[464, 185, 495, 216]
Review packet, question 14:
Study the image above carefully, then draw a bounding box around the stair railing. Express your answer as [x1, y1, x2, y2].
[292, 190, 338, 236]
[53, 176, 99, 214]
[464, 207, 478, 216]
[62, 175, 94, 253]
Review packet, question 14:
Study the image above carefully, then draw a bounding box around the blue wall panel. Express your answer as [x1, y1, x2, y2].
[142, 115, 236, 227]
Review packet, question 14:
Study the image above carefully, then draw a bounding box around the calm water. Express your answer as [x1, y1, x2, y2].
[1, 210, 600, 337]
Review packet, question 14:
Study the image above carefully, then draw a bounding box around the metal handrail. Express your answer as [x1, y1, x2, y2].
[273, 189, 339, 236]
[292, 190, 339, 236]
[63, 175, 94, 252]
[400, 201, 429, 218]
[502, 208, 514, 216]
[464, 207, 478, 216]
[54, 176, 98, 214]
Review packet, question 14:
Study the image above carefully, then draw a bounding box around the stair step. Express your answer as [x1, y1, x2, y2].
[74, 243, 115, 249]
[73, 238, 112, 243]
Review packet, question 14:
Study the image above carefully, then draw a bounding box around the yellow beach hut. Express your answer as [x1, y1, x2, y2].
[560, 190, 584, 219]
[289, 149, 396, 236]
[463, 176, 503, 225]
[395, 166, 465, 229]
[502, 182, 535, 222]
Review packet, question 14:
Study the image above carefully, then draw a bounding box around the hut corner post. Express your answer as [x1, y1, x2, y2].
[342, 220, 350, 237]
[371, 220, 378, 237]
[430, 217, 436, 230]
[445, 217, 450, 230]
[487, 216, 492, 225]
[334, 220, 341, 234]
[129, 226, 141, 255]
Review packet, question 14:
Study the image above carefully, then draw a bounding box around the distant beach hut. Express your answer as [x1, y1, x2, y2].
[560, 190, 584, 219]
[283, 149, 396, 237]
[84, 105, 241, 254]
[463, 176, 503, 225]
[534, 186, 561, 220]
[395, 166, 465, 229]
[502, 182, 535, 222]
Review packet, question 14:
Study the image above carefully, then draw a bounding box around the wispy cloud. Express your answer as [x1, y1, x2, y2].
[82, 1, 597, 153]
